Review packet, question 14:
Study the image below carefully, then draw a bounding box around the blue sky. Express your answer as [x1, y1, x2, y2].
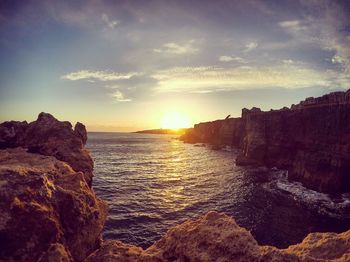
[1, 0, 350, 131]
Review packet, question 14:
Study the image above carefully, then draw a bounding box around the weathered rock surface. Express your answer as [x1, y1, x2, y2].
[180, 90, 350, 193]
[0, 113, 94, 186]
[0, 148, 107, 261]
[238, 91, 350, 193]
[86, 211, 350, 262]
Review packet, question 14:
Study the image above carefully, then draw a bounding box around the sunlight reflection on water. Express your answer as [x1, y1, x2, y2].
[87, 132, 350, 249]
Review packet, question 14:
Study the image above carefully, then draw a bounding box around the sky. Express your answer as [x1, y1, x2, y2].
[1, 0, 350, 131]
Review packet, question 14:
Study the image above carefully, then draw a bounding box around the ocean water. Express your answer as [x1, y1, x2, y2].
[87, 132, 350, 249]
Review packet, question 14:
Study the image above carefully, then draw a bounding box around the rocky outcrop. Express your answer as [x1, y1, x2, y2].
[0, 112, 94, 186]
[0, 148, 107, 261]
[180, 90, 350, 193]
[0, 113, 106, 261]
[86, 211, 350, 262]
[1, 112, 349, 261]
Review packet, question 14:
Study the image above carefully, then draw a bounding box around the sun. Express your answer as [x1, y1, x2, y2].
[161, 111, 192, 130]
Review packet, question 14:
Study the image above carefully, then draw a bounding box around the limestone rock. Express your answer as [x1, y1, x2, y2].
[87, 211, 262, 262]
[86, 211, 350, 261]
[0, 113, 94, 186]
[0, 148, 107, 261]
[0, 120, 28, 148]
[147, 211, 261, 261]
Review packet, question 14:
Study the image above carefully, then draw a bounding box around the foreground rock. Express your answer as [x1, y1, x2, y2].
[87, 211, 350, 262]
[0, 148, 107, 261]
[180, 90, 350, 193]
[0, 113, 94, 186]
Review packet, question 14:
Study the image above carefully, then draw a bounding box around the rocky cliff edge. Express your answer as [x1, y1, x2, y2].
[0, 113, 349, 261]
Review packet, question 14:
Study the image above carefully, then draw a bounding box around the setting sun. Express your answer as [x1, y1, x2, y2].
[161, 111, 192, 129]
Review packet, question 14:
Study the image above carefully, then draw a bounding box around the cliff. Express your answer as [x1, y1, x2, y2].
[1, 113, 349, 261]
[180, 90, 350, 193]
[181, 118, 244, 147]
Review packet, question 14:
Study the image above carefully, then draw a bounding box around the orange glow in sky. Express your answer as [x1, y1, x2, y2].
[160, 111, 192, 129]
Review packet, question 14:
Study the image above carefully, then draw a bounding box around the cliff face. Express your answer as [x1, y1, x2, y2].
[181, 90, 350, 193]
[181, 118, 244, 147]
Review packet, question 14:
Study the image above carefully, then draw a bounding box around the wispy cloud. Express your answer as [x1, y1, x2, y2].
[279, 20, 302, 29]
[101, 13, 119, 29]
[111, 90, 131, 102]
[61, 70, 141, 81]
[244, 42, 258, 52]
[153, 41, 199, 55]
[152, 62, 337, 92]
[219, 56, 246, 63]
[278, 1, 350, 75]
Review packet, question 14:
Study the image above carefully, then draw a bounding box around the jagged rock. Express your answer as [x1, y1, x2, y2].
[0, 113, 94, 186]
[87, 211, 261, 261]
[74, 122, 88, 145]
[0, 148, 107, 261]
[0, 120, 28, 148]
[86, 211, 350, 261]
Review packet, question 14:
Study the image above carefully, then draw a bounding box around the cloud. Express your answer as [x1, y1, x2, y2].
[153, 41, 199, 55]
[151, 62, 342, 93]
[101, 13, 119, 29]
[61, 70, 141, 81]
[111, 90, 131, 102]
[219, 56, 246, 63]
[279, 20, 301, 29]
[106, 75, 158, 102]
[278, 1, 350, 74]
[244, 42, 258, 52]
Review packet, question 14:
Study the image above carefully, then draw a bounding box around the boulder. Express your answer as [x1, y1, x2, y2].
[0, 113, 94, 186]
[87, 211, 261, 262]
[0, 148, 107, 261]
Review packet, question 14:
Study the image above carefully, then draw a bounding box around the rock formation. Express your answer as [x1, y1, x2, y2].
[0, 112, 94, 186]
[0, 148, 107, 261]
[1, 112, 349, 261]
[86, 211, 350, 262]
[0, 113, 107, 261]
[180, 90, 350, 193]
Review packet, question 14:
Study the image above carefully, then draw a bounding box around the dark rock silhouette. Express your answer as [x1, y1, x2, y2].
[181, 90, 350, 193]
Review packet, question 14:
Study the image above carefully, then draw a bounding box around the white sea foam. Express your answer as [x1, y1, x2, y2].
[264, 170, 350, 218]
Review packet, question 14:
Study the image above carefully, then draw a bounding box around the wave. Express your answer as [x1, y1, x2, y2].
[264, 170, 350, 219]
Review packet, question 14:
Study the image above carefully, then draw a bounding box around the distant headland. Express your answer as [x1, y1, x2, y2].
[135, 128, 190, 135]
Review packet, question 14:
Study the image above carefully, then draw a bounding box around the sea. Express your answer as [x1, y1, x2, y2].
[87, 132, 350, 249]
